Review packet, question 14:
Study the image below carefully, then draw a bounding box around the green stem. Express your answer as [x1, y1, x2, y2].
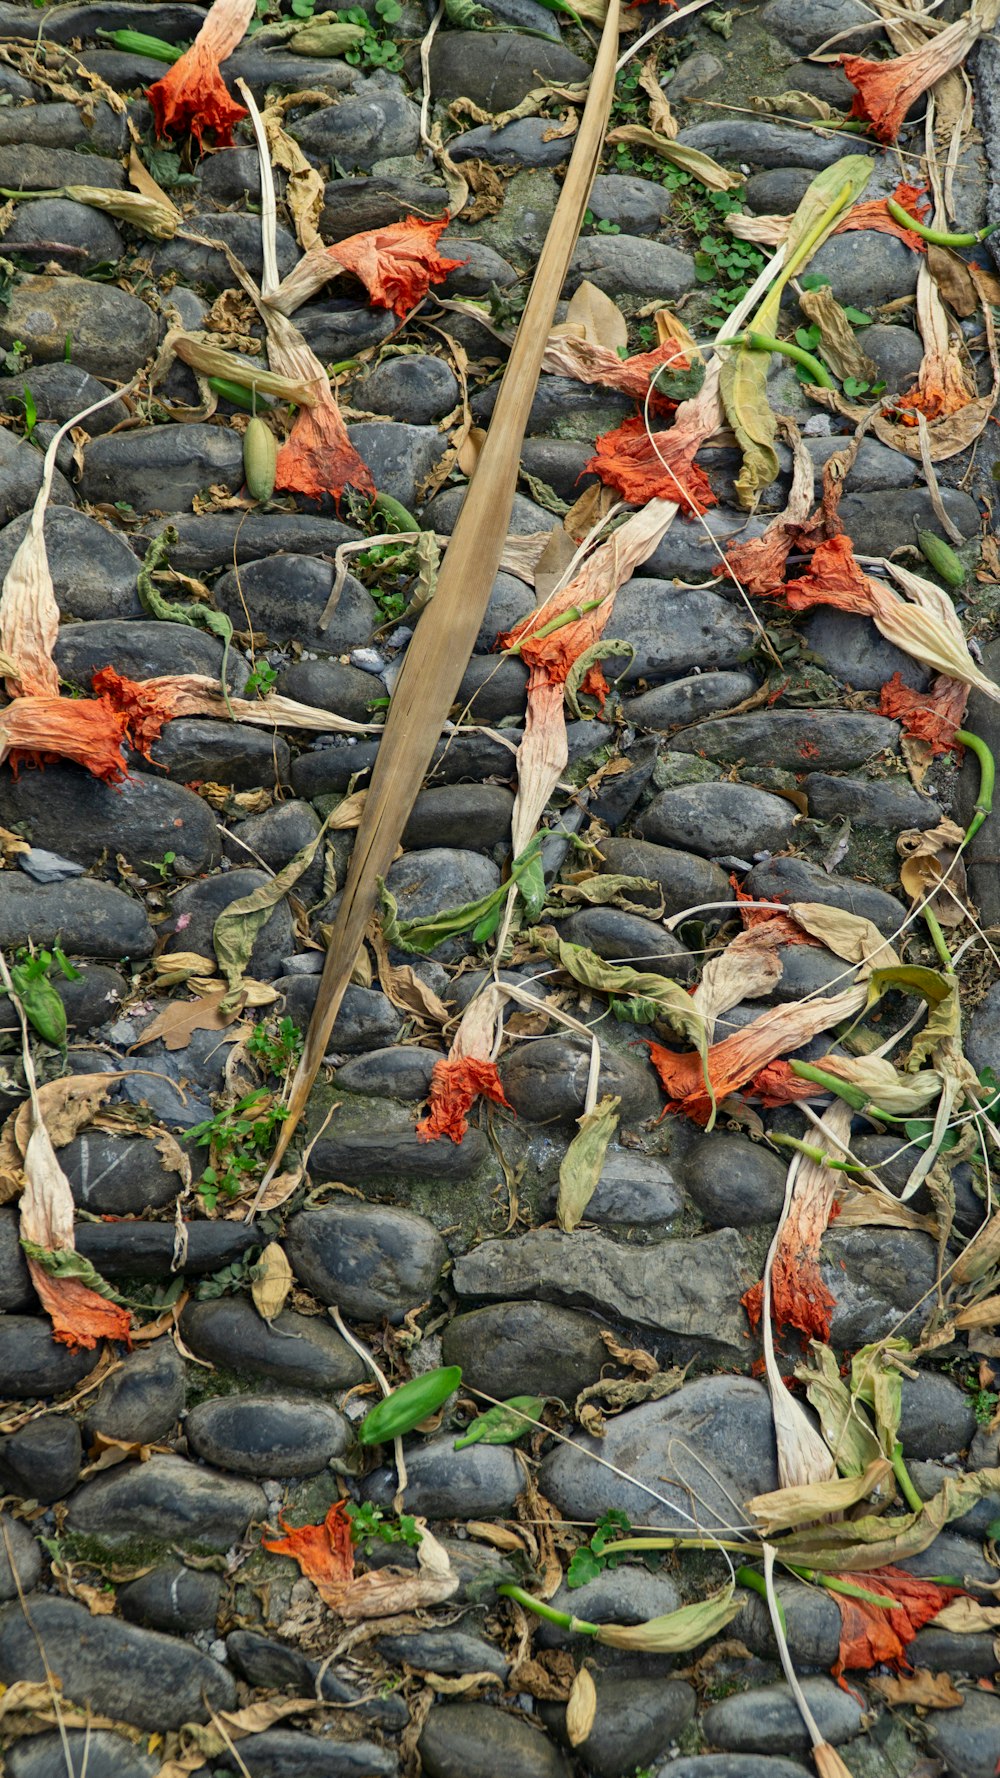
[787, 1567, 899, 1609]
[736, 1564, 787, 1634]
[954, 728, 995, 848]
[768, 1133, 865, 1172]
[754, 180, 853, 321]
[922, 905, 953, 970]
[788, 1060, 907, 1124]
[498, 1584, 600, 1636]
[601, 1535, 754, 1556]
[885, 198, 1000, 248]
[503, 595, 609, 657]
[0, 187, 64, 200]
[892, 1440, 924, 1514]
[744, 330, 834, 388]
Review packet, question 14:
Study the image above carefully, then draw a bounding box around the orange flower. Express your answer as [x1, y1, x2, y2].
[750, 1058, 822, 1106]
[783, 534, 876, 616]
[543, 335, 694, 412]
[838, 182, 930, 251]
[732, 880, 823, 948]
[416, 1056, 512, 1143]
[263, 1502, 355, 1606]
[325, 217, 464, 318]
[894, 356, 974, 424]
[147, 0, 254, 150]
[842, 9, 992, 145]
[92, 666, 181, 759]
[274, 393, 376, 506]
[879, 672, 969, 756]
[831, 1566, 964, 1679]
[27, 1263, 132, 1352]
[586, 415, 715, 515]
[0, 694, 129, 783]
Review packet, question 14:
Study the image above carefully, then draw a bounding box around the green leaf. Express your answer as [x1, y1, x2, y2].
[454, 1395, 546, 1449]
[557, 1093, 620, 1231]
[567, 1547, 604, 1588]
[380, 838, 543, 954]
[214, 815, 333, 1004]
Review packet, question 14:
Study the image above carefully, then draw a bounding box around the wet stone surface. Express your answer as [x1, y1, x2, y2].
[0, 4, 998, 1774]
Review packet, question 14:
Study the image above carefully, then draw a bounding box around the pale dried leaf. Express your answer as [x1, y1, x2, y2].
[131, 992, 243, 1052]
[747, 1456, 892, 1534]
[564, 278, 628, 352]
[566, 1666, 597, 1746]
[871, 1668, 963, 1709]
[251, 1241, 293, 1321]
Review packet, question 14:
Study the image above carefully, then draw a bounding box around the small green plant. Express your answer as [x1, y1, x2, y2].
[141, 849, 177, 882]
[243, 659, 278, 698]
[584, 208, 620, 236]
[842, 374, 887, 399]
[19, 384, 37, 442]
[246, 1016, 303, 1075]
[10, 945, 81, 1048]
[965, 1378, 999, 1426]
[566, 1508, 633, 1588]
[344, 1501, 423, 1553]
[2, 339, 29, 375]
[186, 1090, 289, 1211]
[143, 146, 199, 189]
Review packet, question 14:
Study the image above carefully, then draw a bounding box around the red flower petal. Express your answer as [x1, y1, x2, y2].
[326, 216, 465, 318]
[879, 671, 969, 756]
[263, 1502, 355, 1605]
[1, 694, 129, 783]
[586, 415, 715, 515]
[28, 1261, 132, 1352]
[831, 1566, 965, 1679]
[274, 397, 376, 505]
[416, 1056, 512, 1144]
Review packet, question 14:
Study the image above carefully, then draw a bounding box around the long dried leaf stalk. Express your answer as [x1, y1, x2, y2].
[258, 0, 624, 1186]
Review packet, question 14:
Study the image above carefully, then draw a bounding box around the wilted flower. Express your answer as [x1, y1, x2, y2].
[272, 216, 465, 319]
[416, 1056, 512, 1143]
[586, 414, 715, 514]
[0, 693, 129, 783]
[842, 1, 1000, 144]
[880, 672, 969, 756]
[147, 0, 255, 150]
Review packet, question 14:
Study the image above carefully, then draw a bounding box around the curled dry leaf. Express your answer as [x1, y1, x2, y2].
[566, 1666, 597, 1747]
[131, 992, 243, 1053]
[871, 1668, 964, 1708]
[897, 818, 971, 927]
[930, 1596, 1000, 1634]
[251, 1241, 293, 1322]
[557, 1094, 620, 1231]
[746, 1457, 893, 1536]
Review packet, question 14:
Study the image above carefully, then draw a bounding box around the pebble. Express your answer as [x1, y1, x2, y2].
[336, 1045, 439, 1100]
[273, 978, 403, 1054]
[0, 144, 125, 191]
[545, 1675, 695, 1776]
[117, 1564, 222, 1635]
[0, 274, 158, 382]
[802, 610, 929, 693]
[152, 212, 299, 291]
[81, 425, 245, 514]
[666, 1763, 812, 1778]
[673, 710, 898, 771]
[164, 869, 293, 980]
[625, 671, 758, 730]
[703, 1678, 863, 1753]
[500, 1036, 661, 1125]
[226, 1630, 407, 1728]
[5, 196, 124, 269]
[428, 32, 588, 110]
[137, 718, 291, 791]
[793, 232, 920, 311]
[542, 1374, 777, 1528]
[419, 1701, 569, 1778]
[823, 1228, 939, 1345]
[0, 1596, 237, 1730]
[839, 487, 979, 555]
[346, 420, 450, 509]
[364, 1438, 522, 1517]
[0, 757, 219, 878]
[676, 120, 872, 172]
[925, 1690, 1000, 1778]
[291, 83, 421, 170]
[897, 1372, 977, 1458]
[285, 1202, 447, 1322]
[803, 771, 940, 829]
[744, 855, 907, 938]
[637, 782, 797, 859]
[377, 1628, 509, 1679]
[558, 907, 695, 981]
[449, 117, 574, 166]
[453, 656, 529, 723]
[214, 1731, 398, 1777]
[185, 1394, 352, 1477]
[0, 1414, 82, 1503]
[0, 1315, 101, 1398]
[276, 660, 377, 723]
[180, 1297, 366, 1391]
[565, 235, 695, 300]
[442, 1300, 606, 1401]
[0, 363, 129, 436]
[66, 1454, 267, 1552]
[759, 0, 882, 53]
[213, 555, 376, 651]
[682, 1132, 788, 1227]
[321, 174, 449, 236]
[597, 835, 733, 920]
[453, 1227, 753, 1355]
[537, 1566, 681, 1649]
[558, 1147, 685, 1234]
[0, 430, 76, 524]
[611, 583, 753, 683]
[359, 353, 459, 424]
[863, 323, 925, 388]
[75, 1220, 260, 1279]
[84, 1341, 186, 1447]
[588, 172, 669, 234]
[6, 1734, 159, 1778]
[0, 1511, 43, 1601]
[0, 1207, 37, 1311]
[149, 511, 360, 575]
[225, 799, 323, 897]
[739, 1579, 840, 1670]
[54, 617, 249, 693]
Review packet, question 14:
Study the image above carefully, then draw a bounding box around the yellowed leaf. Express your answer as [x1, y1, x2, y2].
[566, 1666, 597, 1746]
[637, 55, 676, 138]
[132, 992, 243, 1052]
[747, 1457, 892, 1535]
[564, 278, 628, 353]
[465, 1520, 528, 1552]
[871, 1668, 964, 1709]
[930, 1596, 1000, 1633]
[251, 1241, 293, 1321]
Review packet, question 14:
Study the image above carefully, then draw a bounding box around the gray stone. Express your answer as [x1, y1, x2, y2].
[180, 1297, 366, 1391]
[968, 979, 1000, 1077]
[0, 765, 222, 876]
[81, 425, 245, 513]
[566, 235, 694, 301]
[419, 1702, 569, 1778]
[54, 617, 248, 693]
[609, 581, 752, 683]
[910, 1624, 999, 1677]
[200, 146, 279, 205]
[225, 800, 323, 899]
[625, 671, 758, 730]
[0, 274, 158, 382]
[770, 943, 856, 1003]
[0, 363, 129, 435]
[225, 1630, 406, 1729]
[682, 1132, 787, 1227]
[703, 1678, 862, 1753]
[275, 979, 402, 1055]
[437, 235, 517, 297]
[0, 1597, 237, 1731]
[900, 1529, 997, 1586]
[541, 1374, 777, 1527]
[0, 1512, 42, 1601]
[75, 1221, 259, 1277]
[675, 710, 898, 770]
[135, 717, 290, 791]
[117, 1564, 221, 1634]
[449, 118, 574, 167]
[587, 173, 668, 234]
[558, 908, 696, 981]
[346, 420, 449, 510]
[214, 1732, 397, 1777]
[744, 855, 907, 938]
[147, 511, 360, 575]
[537, 1566, 681, 1650]
[292, 83, 421, 171]
[840, 488, 980, 555]
[519, 437, 595, 501]
[377, 1628, 508, 1678]
[897, 1371, 977, 1458]
[738, 1578, 841, 1669]
[224, 44, 359, 97]
[669, 50, 724, 99]
[677, 119, 873, 171]
[402, 784, 516, 851]
[276, 660, 376, 723]
[213, 556, 376, 651]
[598, 835, 734, 920]
[639, 507, 768, 583]
[359, 354, 459, 425]
[0, 429, 75, 525]
[0, 877, 153, 958]
[5, 196, 123, 269]
[0, 143, 125, 193]
[822, 1228, 939, 1346]
[567, 1148, 685, 1233]
[427, 484, 567, 534]
[442, 1300, 606, 1402]
[383, 845, 500, 931]
[745, 168, 815, 213]
[299, 304, 396, 366]
[804, 771, 940, 829]
[6, 1732, 157, 1778]
[0, 96, 124, 149]
[336, 1046, 439, 1100]
[637, 782, 796, 858]
[152, 211, 298, 291]
[665, 1763, 812, 1778]
[863, 322, 925, 389]
[453, 656, 529, 723]
[84, 1341, 185, 1447]
[364, 1437, 521, 1517]
[544, 1676, 694, 1776]
[285, 1201, 447, 1322]
[66, 1453, 266, 1551]
[428, 32, 588, 110]
[320, 175, 449, 237]
[0, 1207, 34, 1311]
[794, 232, 919, 312]
[477, 571, 538, 648]
[453, 1228, 754, 1356]
[956, 635, 1000, 926]
[163, 870, 293, 980]
[759, 0, 882, 53]
[804, 435, 915, 492]
[185, 1394, 351, 1477]
[18, 848, 84, 884]
[0, 1415, 82, 1504]
[500, 1036, 661, 1126]
[802, 609, 930, 693]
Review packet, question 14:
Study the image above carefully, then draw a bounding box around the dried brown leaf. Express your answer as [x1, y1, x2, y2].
[566, 1666, 597, 1746]
[564, 278, 628, 353]
[871, 1668, 964, 1709]
[251, 1240, 293, 1322]
[131, 991, 243, 1052]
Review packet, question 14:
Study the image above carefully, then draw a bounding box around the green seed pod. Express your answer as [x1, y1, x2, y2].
[10, 967, 67, 1048]
[98, 28, 184, 62]
[358, 1365, 462, 1445]
[244, 418, 277, 503]
[917, 530, 965, 588]
[287, 20, 367, 55]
